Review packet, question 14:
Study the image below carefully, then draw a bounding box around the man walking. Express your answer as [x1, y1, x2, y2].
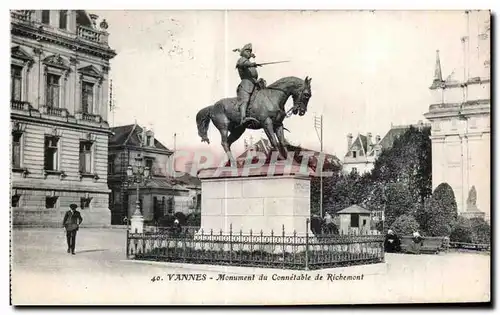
[62, 203, 83, 255]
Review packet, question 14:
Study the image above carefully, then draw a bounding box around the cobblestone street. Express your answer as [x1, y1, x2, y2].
[11, 228, 490, 305]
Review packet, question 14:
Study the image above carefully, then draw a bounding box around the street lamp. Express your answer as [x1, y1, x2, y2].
[127, 154, 150, 233]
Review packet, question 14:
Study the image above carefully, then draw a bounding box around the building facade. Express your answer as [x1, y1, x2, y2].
[108, 124, 201, 224]
[342, 133, 381, 174]
[342, 122, 430, 174]
[10, 10, 116, 226]
[424, 11, 490, 222]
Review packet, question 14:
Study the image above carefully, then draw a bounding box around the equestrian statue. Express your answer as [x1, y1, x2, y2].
[196, 43, 312, 163]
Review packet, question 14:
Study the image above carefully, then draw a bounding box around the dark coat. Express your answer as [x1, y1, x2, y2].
[63, 210, 83, 231]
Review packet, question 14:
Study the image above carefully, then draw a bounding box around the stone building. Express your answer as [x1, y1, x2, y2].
[108, 123, 201, 225]
[343, 122, 430, 174]
[342, 133, 381, 174]
[424, 11, 490, 221]
[10, 10, 116, 226]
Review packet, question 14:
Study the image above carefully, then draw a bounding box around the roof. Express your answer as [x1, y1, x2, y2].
[378, 126, 408, 150]
[336, 205, 371, 214]
[237, 138, 342, 172]
[174, 172, 201, 187]
[379, 123, 430, 150]
[109, 123, 170, 151]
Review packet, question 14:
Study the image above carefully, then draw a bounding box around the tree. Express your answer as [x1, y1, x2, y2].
[384, 182, 415, 229]
[371, 126, 432, 205]
[390, 214, 420, 235]
[425, 183, 458, 236]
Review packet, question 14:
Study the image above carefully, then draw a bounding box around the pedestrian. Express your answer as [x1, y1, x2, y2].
[384, 229, 401, 253]
[62, 203, 83, 255]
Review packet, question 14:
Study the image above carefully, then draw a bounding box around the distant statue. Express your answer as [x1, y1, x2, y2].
[467, 186, 478, 211]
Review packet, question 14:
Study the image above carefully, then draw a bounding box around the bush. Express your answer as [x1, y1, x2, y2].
[425, 183, 458, 236]
[450, 217, 474, 243]
[390, 214, 420, 236]
[186, 212, 201, 227]
[158, 214, 175, 227]
[470, 218, 491, 244]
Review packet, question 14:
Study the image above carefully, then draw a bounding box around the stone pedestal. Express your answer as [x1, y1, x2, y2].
[197, 162, 314, 236]
[130, 214, 144, 234]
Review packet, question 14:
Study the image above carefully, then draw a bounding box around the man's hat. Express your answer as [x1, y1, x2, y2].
[232, 43, 253, 54]
[70, 203, 78, 210]
[242, 43, 252, 51]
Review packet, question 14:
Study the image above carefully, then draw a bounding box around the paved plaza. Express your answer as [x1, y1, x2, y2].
[11, 228, 490, 305]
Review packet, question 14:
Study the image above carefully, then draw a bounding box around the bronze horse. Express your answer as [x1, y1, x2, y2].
[196, 76, 312, 163]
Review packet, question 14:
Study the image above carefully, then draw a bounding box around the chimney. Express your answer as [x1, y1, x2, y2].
[347, 133, 353, 150]
[375, 135, 381, 143]
[367, 132, 372, 145]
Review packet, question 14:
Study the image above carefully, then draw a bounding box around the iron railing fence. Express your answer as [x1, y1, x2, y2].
[126, 221, 384, 270]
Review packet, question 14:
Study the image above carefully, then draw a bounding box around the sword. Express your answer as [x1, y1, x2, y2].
[255, 60, 290, 67]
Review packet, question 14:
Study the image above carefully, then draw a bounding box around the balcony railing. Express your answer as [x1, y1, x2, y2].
[80, 112, 101, 122]
[39, 105, 69, 117]
[11, 10, 34, 22]
[11, 100, 31, 111]
[11, 11, 108, 45]
[77, 25, 108, 45]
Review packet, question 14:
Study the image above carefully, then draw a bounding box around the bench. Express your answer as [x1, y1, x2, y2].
[399, 236, 448, 254]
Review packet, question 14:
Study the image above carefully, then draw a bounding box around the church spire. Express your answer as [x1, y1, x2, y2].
[430, 50, 444, 89]
[434, 50, 443, 82]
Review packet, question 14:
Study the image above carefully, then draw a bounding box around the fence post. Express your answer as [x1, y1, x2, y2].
[126, 228, 130, 259]
[305, 218, 310, 271]
[229, 223, 233, 264]
[282, 224, 285, 269]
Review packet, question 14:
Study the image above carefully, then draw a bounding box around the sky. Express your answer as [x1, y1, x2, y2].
[95, 10, 482, 164]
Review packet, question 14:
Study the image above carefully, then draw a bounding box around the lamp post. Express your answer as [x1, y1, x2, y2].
[127, 154, 150, 233]
[314, 114, 324, 219]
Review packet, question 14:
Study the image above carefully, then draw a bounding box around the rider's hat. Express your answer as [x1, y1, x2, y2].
[242, 43, 252, 52]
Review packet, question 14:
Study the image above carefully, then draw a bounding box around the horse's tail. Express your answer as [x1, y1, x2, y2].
[196, 105, 212, 144]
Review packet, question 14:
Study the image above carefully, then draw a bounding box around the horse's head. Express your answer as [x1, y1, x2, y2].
[292, 76, 312, 116]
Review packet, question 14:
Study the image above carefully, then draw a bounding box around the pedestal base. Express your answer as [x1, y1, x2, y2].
[130, 214, 144, 234]
[198, 163, 314, 237]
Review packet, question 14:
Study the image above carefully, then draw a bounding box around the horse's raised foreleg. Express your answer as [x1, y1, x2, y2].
[274, 124, 288, 159]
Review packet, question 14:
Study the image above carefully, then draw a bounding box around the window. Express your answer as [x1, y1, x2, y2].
[350, 214, 359, 228]
[42, 10, 50, 24]
[80, 197, 92, 209]
[167, 197, 174, 214]
[11, 65, 22, 101]
[45, 196, 58, 209]
[147, 135, 153, 146]
[59, 10, 67, 29]
[12, 133, 22, 169]
[44, 136, 59, 171]
[46, 73, 60, 108]
[352, 151, 357, 158]
[352, 167, 358, 174]
[81, 81, 94, 113]
[12, 195, 20, 207]
[145, 158, 153, 170]
[79, 141, 93, 173]
[108, 155, 115, 174]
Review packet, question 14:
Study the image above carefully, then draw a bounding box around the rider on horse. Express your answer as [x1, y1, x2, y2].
[234, 43, 266, 125]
